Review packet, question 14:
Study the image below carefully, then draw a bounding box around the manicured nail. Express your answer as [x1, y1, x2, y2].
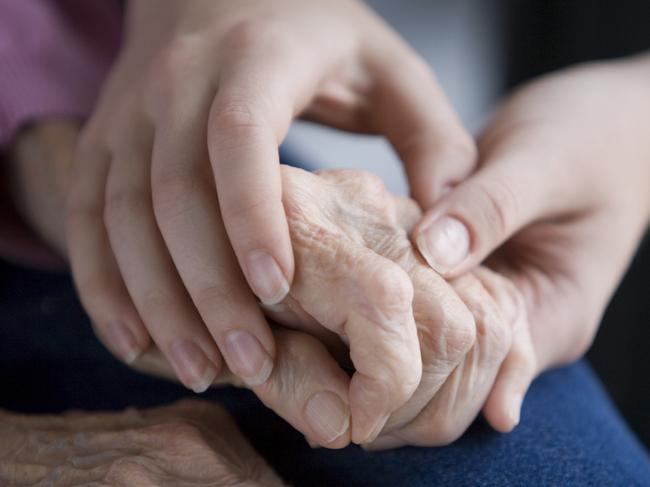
[417, 216, 469, 274]
[169, 340, 217, 393]
[305, 391, 350, 444]
[246, 250, 289, 305]
[106, 321, 141, 364]
[225, 330, 273, 386]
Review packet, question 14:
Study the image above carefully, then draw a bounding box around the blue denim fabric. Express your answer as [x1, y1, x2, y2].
[1, 260, 649, 486]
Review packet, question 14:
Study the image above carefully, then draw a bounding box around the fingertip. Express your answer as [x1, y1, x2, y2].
[223, 329, 274, 387]
[190, 364, 219, 394]
[304, 390, 351, 448]
[415, 215, 470, 276]
[168, 340, 222, 393]
[245, 250, 291, 305]
[349, 374, 391, 444]
[484, 385, 523, 433]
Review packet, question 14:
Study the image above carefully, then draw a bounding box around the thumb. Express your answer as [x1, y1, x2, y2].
[412, 136, 559, 277]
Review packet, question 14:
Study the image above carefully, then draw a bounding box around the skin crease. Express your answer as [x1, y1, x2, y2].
[413, 55, 650, 373]
[0, 399, 286, 486]
[66, 0, 477, 396]
[6, 53, 650, 461]
[8, 128, 535, 452]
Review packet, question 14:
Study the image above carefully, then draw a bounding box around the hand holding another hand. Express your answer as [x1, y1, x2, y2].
[65, 0, 476, 394]
[9, 124, 536, 451]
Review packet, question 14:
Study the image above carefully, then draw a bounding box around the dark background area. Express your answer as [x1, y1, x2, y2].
[504, 0, 650, 446]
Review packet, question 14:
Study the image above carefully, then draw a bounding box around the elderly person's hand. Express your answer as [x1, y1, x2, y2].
[413, 54, 650, 378]
[263, 167, 536, 447]
[64, 0, 475, 394]
[0, 399, 285, 486]
[125, 166, 536, 449]
[10, 124, 529, 450]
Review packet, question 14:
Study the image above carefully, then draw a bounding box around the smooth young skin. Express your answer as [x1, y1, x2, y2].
[66, 0, 476, 392]
[0, 400, 286, 486]
[414, 55, 650, 372]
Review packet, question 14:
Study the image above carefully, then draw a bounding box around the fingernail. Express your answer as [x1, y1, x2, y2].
[417, 216, 469, 274]
[246, 250, 289, 305]
[365, 413, 391, 444]
[169, 340, 217, 393]
[351, 377, 390, 444]
[305, 391, 350, 444]
[225, 330, 273, 386]
[106, 321, 142, 364]
[507, 392, 522, 429]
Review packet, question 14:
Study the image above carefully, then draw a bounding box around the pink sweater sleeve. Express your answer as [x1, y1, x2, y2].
[0, 0, 122, 146]
[0, 0, 122, 269]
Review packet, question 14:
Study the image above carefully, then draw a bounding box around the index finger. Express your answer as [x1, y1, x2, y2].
[207, 29, 321, 306]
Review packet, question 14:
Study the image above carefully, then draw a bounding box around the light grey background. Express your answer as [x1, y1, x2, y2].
[284, 0, 505, 195]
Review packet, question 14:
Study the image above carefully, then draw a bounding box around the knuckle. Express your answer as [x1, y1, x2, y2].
[224, 18, 283, 52]
[65, 198, 101, 232]
[486, 312, 513, 360]
[140, 288, 172, 319]
[194, 283, 238, 316]
[104, 456, 152, 483]
[210, 100, 264, 135]
[494, 276, 524, 329]
[474, 178, 519, 240]
[149, 43, 198, 97]
[102, 455, 149, 485]
[104, 187, 148, 231]
[152, 171, 200, 221]
[364, 263, 413, 313]
[442, 305, 477, 358]
[348, 170, 389, 199]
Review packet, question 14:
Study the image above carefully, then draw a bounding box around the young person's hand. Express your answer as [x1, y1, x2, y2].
[65, 0, 476, 392]
[414, 54, 650, 375]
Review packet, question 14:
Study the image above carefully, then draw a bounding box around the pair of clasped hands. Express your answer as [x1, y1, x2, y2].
[27, 0, 648, 450]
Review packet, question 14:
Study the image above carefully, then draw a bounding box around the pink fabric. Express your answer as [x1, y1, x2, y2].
[0, 0, 122, 268]
[0, 0, 122, 146]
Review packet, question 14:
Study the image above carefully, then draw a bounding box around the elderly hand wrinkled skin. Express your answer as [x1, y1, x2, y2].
[9, 123, 535, 451]
[261, 167, 537, 448]
[0, 399, 285, 486]
[115, 166, 537, 449]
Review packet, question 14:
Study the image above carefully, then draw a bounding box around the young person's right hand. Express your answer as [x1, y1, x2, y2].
[65, 0, 476, 393]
